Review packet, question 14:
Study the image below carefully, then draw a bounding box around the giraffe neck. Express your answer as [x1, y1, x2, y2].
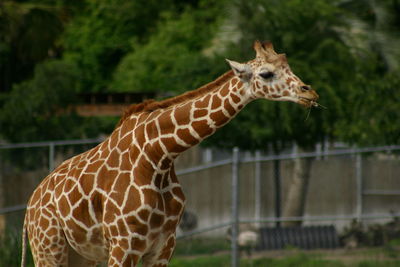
[151, 75, 252, 157]
[115, 73, 253, 176]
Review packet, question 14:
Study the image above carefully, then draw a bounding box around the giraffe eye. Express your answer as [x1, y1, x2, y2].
[259, 72, 274, 79]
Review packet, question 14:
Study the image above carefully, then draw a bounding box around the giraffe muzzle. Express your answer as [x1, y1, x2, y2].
[298, 89, 319, 107]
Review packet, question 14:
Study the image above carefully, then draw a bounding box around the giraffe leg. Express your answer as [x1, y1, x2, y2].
[142, 235, 176, 267]
[29, 229, 68, 267]
[27, 211, 69, 266]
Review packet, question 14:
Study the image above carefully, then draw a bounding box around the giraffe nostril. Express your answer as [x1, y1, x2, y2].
[301, 85, 311, 91]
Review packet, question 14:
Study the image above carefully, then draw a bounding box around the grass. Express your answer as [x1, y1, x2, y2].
[172, 237, 400, 267]
[170, 252, 400, 267]
[175, 237, 230, 256]
[2, 234, 400, 266]
[170, 253, 344, 267]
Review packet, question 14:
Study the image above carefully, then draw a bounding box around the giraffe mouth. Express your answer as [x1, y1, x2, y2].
[297, 89, 319, 107]
[298, 96, 319, 108]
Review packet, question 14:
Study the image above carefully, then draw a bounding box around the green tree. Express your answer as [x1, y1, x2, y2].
[334, 0, 400, 145]
[0, 59, 106, 142]
[62, 0, 211, 93]
[338, 0, 400, 71]
[1, 0, 228, 143]
[112, 3, 226, 94]
[336, 71, 400, 146]
[0, 0, 68, 93]
[205, 0, 352, 150]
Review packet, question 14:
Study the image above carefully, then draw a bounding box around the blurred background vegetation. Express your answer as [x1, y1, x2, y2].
[1, 0, 399, 149]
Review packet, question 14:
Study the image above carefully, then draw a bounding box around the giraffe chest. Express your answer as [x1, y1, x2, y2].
[103, 182, 186, 230]
[100, 182, 186, 256]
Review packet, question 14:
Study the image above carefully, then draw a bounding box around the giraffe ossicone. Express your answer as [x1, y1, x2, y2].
[21, 40, 318, 267]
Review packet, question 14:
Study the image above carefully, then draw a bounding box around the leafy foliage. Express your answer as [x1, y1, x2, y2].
[112, 2, 226, 94]
[336, 72, 400, 145]
[0, 1, 65, 92]
[205, 0, 350, 149]
[0, 0, 399, 147]
[0, 60, 112, 142]
[62, 0, 219, 93]
[205, 0, 400, 149]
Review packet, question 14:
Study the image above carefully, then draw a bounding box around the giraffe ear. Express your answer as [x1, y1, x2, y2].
[226, 59, 252, 82]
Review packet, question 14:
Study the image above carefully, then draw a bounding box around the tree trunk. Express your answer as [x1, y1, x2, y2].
[282, 146, 313, 227]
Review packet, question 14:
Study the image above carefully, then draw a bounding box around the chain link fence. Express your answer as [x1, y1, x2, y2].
[1, 140, 399, 266]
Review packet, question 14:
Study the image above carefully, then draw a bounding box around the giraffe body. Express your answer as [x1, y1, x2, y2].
[22, 41, 319, 266]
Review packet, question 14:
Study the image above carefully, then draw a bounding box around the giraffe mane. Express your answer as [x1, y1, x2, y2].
[116, 70, 235, 127]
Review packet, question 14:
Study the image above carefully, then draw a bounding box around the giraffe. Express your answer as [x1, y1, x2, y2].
[21, 41, 319, 267]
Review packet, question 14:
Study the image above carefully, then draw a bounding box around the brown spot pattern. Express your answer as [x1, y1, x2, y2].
[24, 42, 313, 266]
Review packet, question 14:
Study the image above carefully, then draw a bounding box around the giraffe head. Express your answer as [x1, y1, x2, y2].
[226, 41, 319, 107]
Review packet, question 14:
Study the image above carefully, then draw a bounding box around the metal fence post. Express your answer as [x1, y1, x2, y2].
[255, 150, 261, 226]
[273, 156, 281, 228]
[355, 153, 363, 221]
[231, 147, 240, 267]
[49, 142, 55, 172]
